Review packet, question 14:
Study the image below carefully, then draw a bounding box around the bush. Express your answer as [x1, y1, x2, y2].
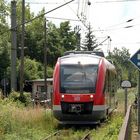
[0, 98, 58, 140]
[9, 91, 32, 106]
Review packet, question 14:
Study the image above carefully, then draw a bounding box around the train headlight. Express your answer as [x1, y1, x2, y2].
[61, 94, 64, 99]
[90, 95, 93, 99]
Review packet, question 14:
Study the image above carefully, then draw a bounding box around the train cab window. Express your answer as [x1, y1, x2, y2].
[60, 64, 98, 94]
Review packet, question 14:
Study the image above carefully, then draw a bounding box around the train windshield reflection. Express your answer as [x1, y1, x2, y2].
[60, 64, 98, 94]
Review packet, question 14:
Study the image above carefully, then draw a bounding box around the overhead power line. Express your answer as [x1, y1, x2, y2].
[25, 1, 78, 4]
[46, 16, 80, 21]
[104, 19, 134, 29]
[95, 0, 140, 3]
[19, 0, 140, 4]
[93, 16, 140, 32]
[93, 24, 140, 32]
[0, 0, 75, 37]
[63, 0, 89, 28]
[24, 0, 75, 24]
[94, 15, 140, 32]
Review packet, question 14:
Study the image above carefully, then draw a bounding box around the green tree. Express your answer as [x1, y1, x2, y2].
[25, 9, 45, 63]
[0, 47, 10, 79]
[17, 57, 44, 80]
[0, 0, 9, 23]
[82, 24, 98, 51]
[107, 47, 137, 87]
[59, 21, 77, 52]
[46, 22, 63, 66]
[0, 0, 10, 80]
[15, 1, 35, 59]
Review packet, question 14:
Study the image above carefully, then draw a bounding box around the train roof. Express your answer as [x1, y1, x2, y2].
[60, 51, 102, 65]
[64, 51, 105, 57]
[59, 51, 116, 71]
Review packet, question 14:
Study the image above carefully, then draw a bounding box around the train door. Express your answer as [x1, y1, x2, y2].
[104, 70, 110, 108]
[104, 70, 114, 112]
[109, 71, 116, 110]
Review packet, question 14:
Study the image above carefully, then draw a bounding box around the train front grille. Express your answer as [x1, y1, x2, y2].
[61, 102, 93, 114]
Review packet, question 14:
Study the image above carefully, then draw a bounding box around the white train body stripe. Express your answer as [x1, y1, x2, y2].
[53, 105, 61, 111]
[53, 105, 107, 111]
[93, 105, 107, 111]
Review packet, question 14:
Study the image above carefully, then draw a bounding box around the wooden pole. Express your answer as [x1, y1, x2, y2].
[44, 19, 47, 100]
[138, 71, 140, 133]
[20, 0, 25, 96]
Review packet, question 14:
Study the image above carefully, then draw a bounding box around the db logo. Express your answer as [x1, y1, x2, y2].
[74, 96, 80, 101]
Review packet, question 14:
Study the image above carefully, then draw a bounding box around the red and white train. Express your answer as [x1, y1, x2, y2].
[52, 51, 117, 123]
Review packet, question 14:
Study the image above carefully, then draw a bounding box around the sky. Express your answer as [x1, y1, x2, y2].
[12, 0, 140, 56]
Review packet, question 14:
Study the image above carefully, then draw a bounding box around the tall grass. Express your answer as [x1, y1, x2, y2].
[116, 88, 136, 113]
[91, 113, 123, 140]
[0, 98, 58, 140]
[0, 88, 137, 140]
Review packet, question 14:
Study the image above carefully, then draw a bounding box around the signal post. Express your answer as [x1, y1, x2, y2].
[130, 49, 140, 133]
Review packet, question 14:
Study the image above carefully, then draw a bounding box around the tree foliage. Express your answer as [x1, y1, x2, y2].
[82, 24, 98, 51]
[0, 0, 77, 91]
[107, 47, 137, 87]
[17, 57, 44, 80]
[0, 0, 10, 80]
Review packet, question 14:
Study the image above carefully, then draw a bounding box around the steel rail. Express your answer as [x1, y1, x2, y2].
[41, 130, 61, 140]
[81, 130, 92, 140]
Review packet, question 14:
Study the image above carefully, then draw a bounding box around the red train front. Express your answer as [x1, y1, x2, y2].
[53, 51, 117, 123]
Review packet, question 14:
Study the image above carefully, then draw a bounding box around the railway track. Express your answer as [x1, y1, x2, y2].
[41, 130, 61, 140]
[40, 116, 111, 140]
[41, 129, 93, 140]
[81, 130, 92, 140]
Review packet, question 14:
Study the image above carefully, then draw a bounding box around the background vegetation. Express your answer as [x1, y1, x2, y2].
[0, 0, 138, 93]
[0, 0, 138, 139]
[0, 88, 136, 140]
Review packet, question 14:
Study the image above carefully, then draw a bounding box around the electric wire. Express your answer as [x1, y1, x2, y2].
[92, 14, 140, 33]
[95, 0, 140, 3]
[77, 0, 80, 17]
[68, 0, 90, 28]
[83, 0, 88, 21]
[93, 22, 140, 32]
[101, 15, 140, 30]
[63, 0, 88, 28]
[25, 1, 78, 5]
[12, 0, 140, 5]
[5, 0, 140, 5]
[46, 16, 80, 21]
[0, 0, 75, 37]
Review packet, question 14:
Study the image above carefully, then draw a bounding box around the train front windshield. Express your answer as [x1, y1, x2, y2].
[60, 64, 98, 94]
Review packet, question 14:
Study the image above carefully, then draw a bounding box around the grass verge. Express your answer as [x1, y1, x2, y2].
[0, 98, 58, 140]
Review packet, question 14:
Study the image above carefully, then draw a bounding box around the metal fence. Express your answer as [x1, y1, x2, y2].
[118, 105, 132, 140]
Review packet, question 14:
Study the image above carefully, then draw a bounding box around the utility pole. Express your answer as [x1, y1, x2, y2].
[124, 88, 127, 115]
[74, 26, 81, 50]
[44, 19, 47, 100]
[129, 49, 140, 133]
[20, 0, 25, 96]
[11, 0, 17, 91]
[138, 71, 140, 133]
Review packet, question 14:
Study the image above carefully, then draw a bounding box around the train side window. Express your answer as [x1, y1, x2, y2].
[104, 70, 109, 94]
[108, 71, 111, 93]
